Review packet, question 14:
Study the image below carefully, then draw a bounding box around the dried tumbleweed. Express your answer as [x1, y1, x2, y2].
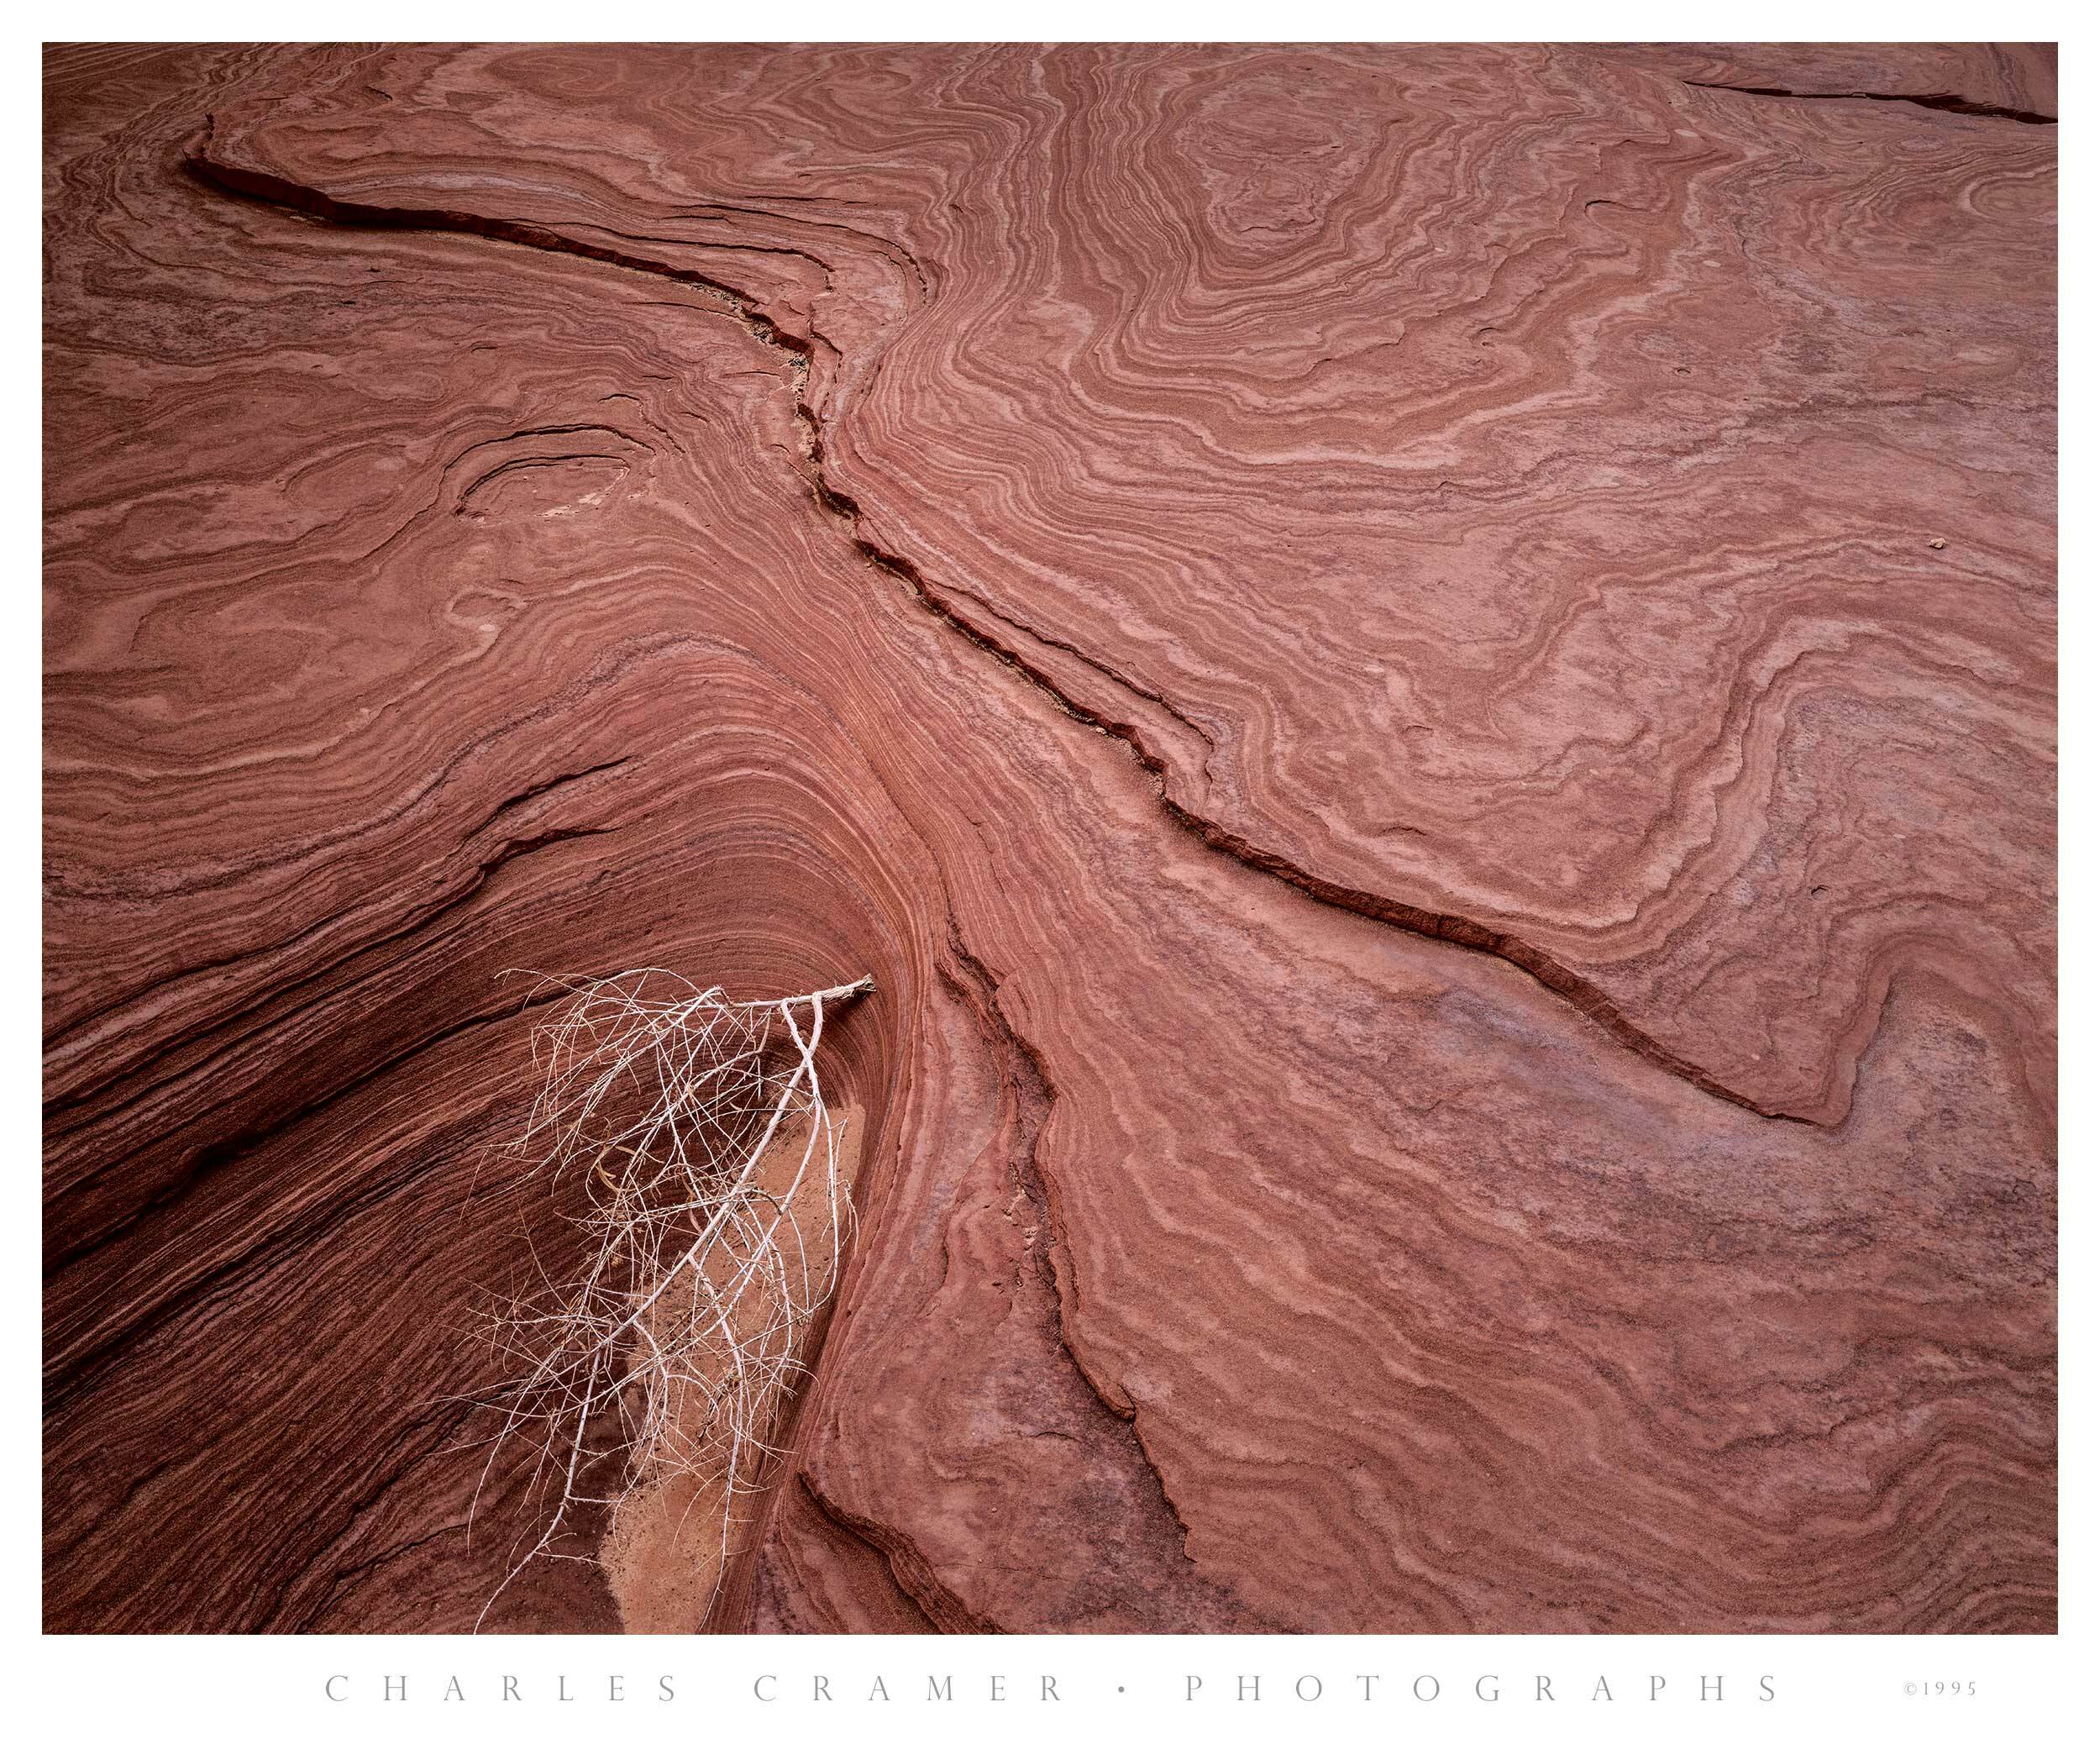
[470, 967, 871, 1627]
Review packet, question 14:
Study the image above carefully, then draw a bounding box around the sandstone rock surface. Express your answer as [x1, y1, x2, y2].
[45, 42, 2055, 1634]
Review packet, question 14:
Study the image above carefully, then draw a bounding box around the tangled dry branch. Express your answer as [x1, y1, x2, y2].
[470, 967, 872, 1628]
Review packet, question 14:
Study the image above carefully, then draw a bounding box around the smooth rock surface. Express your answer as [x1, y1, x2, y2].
[45, 43, 2055, 1634]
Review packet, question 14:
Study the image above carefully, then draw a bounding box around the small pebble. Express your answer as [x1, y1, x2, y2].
[1929, 538, 1947, 549]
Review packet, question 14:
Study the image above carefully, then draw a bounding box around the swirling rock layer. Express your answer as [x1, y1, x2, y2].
[45, 43, 2055, 1634]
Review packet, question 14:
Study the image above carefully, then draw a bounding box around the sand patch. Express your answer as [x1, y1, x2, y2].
[600, 1101, 864, 1631]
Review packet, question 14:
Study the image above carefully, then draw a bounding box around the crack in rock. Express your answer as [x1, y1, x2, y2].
[182, 121, 1825, 1158]
[1683, 81, 2056, 125]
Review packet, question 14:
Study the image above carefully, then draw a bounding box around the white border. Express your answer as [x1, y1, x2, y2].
[14, 9, 2080, 1739]
[16, 3, 2092, 41]
[23, 1632, 2091, 1736]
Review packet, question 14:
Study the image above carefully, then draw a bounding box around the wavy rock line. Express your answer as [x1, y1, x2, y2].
[184, 129, 1802, 1123]
[45, 48, 2056, 1635]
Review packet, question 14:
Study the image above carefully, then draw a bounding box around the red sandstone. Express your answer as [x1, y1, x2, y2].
[44, 43, 2055, 1633]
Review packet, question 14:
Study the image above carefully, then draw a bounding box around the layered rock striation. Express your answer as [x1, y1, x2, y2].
[45, 42, 2055, 1633]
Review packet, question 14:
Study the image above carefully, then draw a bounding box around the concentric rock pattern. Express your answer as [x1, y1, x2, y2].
[45, 43, 2055, 1634]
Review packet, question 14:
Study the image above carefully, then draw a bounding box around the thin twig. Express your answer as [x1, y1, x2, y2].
[471, 968, 872, 1631]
